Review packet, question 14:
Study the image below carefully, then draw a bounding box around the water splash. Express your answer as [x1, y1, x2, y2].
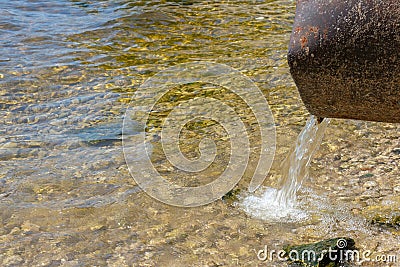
[241, 187, 310, 222]
[241, 115, 330, 222]
[276, 115, 330, 208]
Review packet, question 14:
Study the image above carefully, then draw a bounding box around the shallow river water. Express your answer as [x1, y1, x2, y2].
[1, 1, 399, 266]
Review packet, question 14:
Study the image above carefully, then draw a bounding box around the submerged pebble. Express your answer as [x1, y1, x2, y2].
[0, 0, 399, 266]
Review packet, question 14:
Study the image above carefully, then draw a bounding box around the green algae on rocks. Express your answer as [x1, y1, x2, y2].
[283, 237, 356, 267]
[371, 213, 400, 229]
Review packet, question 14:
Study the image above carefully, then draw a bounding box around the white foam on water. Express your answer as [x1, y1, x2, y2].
[240, 187, 309, 223]
[240, 115, 331, 223]
[240, 183, 378, 236]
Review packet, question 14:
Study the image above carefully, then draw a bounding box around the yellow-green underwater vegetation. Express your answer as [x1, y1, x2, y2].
[0, 0, 399, 266]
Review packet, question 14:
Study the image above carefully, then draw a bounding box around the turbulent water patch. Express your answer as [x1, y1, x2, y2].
[241, 116, 330, 222]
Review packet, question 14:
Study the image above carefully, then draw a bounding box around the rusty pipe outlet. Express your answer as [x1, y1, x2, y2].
[288, 0, 400, 123]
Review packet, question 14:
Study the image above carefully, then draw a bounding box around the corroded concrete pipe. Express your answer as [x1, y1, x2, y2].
[288, 0, 400, 123]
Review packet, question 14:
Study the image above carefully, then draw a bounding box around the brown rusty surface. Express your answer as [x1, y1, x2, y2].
[288, 0, 400, 123]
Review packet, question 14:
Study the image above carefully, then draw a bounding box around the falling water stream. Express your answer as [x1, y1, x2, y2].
[276, 115, 331, 208]
[1, 1, 399, 265]
[241, 115, 331, 222]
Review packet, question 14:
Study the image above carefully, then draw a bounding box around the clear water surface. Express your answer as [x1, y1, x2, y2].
[1, 1, 399, 266]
